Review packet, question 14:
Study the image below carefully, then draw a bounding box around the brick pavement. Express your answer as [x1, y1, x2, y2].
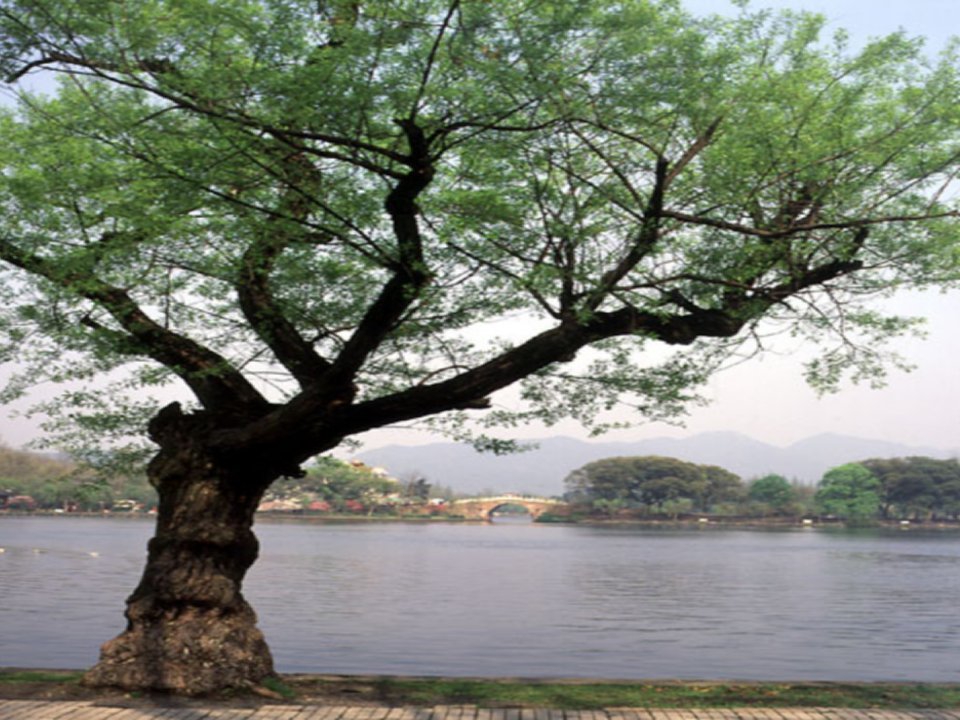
[1, 703, 958, 720]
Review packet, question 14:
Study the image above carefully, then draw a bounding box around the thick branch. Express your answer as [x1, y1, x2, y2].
[209, 241, 869, 457]
[237, 239, 332, 388]
[325, 120, 435, 385]
[664, 117, 723, 188]
[207, 308, 711, 455]
[584, 156, 669, 311]
[0, 237, 266, 413]
[236, 153, 333, 388]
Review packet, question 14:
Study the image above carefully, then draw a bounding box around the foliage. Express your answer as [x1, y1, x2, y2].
[265, 456, 398, 511]
[862, 456, 960, 520]
[815, 463, 881, 520]
[397, 472, 432, 501]
[747, 474, 798, 516]
[259, 675, 298, 700]
[0, 443, 71, 481]
[0, 443, 153, 510]
[696, 464, 745, 512]
[565, 455, 743, 514]
[815, 457, 960, 521]
[0, 0, 957, 462]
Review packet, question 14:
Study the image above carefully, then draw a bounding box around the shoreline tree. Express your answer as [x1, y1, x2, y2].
[857, 457, 960, 520]
[564, 455, 739, 515]
[1, 0, 958, 695]
[747, 473, 798, 517]
[815, 462, 882, 521]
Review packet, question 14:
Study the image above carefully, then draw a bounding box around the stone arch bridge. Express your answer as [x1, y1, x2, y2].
[450, 494, 569, 521]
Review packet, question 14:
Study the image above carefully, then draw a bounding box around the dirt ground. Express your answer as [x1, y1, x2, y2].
[0, 671, 391, 708]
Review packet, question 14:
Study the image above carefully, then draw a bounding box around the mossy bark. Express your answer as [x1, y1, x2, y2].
[83, 410, 278, 695]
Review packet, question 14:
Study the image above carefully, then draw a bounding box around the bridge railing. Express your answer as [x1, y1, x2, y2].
[451, 495, 564, 505]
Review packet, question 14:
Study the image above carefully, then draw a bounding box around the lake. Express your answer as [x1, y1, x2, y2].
[1, 516, 958, 681]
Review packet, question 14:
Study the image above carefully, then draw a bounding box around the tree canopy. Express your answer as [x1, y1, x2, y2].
[815, 462, 881, 520]
[564, 455, 743, 513]
[265, 455, 400, 511]
[747, 473, 798, 515]
[1, 0, 958, 460]
[860, 456, 960, 520]
[1, 0, 959, 696]
[809, 457, 960, 522]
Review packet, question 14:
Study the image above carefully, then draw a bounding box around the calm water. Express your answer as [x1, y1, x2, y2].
[1, 516, 959, 681]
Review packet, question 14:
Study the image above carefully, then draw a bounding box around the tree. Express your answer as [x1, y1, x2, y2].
[265, 455, 397, 510]
[564, 456, 651, 505]
[694, 464, 744, 513]
[938, 474, 960, 520]
[747, 474, 797, 516]
[630, 457, 707, 512]
[564, 455, 741, 514]
[0, 443, 128, 510]
[398, 471, 432, 501]
[861, 456, 960, 519]
[815, 463, 882, 521]
[0, 0, 958, 694]
[311, 459, 398, 510]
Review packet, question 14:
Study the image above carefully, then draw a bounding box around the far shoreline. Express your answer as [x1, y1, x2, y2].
[2, 509, 959, 531]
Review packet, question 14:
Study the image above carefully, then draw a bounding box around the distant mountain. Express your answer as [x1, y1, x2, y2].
[778, 433, 956, 482]
[356, 432, 958, 497]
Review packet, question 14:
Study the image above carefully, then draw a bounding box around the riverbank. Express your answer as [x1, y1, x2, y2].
[2, 671, 959, 709]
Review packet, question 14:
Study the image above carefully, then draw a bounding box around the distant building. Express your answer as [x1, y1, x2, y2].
[256, 498, 302, 512]
[348, 459, 399, 483]
[5, 495, 37, 510]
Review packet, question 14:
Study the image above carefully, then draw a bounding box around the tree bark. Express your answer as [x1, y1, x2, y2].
[83, 407, 279, 695]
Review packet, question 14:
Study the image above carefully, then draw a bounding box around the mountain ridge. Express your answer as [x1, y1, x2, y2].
[355, 432, 958, 497]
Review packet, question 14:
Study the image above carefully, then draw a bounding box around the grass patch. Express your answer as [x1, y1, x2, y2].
[3, 670, 958, 709]
[0, 670, 84, 684]
[300, 678, 960, 709]
[261, 675, 298, 700]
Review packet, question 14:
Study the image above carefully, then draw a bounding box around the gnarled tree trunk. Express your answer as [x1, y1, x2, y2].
[83, 408, 281, 695]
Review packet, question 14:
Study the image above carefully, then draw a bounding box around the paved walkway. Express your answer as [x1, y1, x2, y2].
[1, 703, 958, 720]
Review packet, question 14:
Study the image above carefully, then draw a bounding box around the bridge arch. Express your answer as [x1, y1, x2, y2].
[450, 494, 568, 521]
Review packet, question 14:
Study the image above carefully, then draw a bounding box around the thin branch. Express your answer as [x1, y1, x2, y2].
[568, 124, 647, 210]
[12, 50, 411, 175]
[664, 116, 723, 188]
[661, 208, 959, 239]
[445, 239, 560, 319]
[409, 0, 461, 126]
[0, 236, 267, 413]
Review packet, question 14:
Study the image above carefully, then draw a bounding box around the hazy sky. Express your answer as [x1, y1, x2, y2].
[1, 0, 958, 453]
